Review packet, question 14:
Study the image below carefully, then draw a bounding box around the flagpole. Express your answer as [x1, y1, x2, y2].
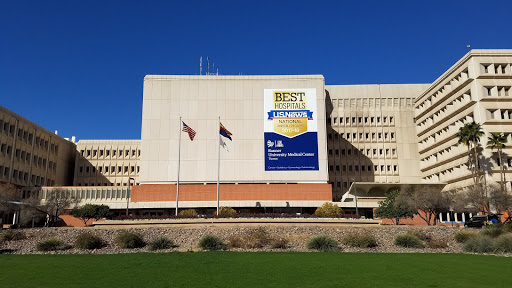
[217, 116, 220, 215]
[176, 117, 181, 216]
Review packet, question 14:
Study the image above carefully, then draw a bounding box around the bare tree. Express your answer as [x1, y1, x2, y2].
[489, 184, 512, 222]
[0, 183, 22, 215]
[451, 184, 489, 215]
[26, 188, 80, 226]
[397, 185, 452, 226]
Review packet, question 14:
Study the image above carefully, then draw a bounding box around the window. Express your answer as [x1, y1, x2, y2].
[329, 165, 333, 171]
[336, 165, 340, 171]
[342, 165, 346, 172]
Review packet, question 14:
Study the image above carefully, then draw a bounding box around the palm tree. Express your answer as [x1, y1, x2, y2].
[487, 132, 508, 191]
[468, 122, 485, 183]
[457, 124, 474, 184]
[457, 122, 484, 185]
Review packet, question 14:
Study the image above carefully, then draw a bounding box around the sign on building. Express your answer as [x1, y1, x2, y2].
[264, 89, 319, 171]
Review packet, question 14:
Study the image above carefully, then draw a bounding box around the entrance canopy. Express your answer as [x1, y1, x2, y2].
[340, 182, 447, 208]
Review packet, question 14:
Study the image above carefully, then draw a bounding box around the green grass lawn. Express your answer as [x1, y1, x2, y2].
[0, 252, 511, 287]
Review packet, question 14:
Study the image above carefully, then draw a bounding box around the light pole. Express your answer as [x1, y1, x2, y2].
[351, 178, 358, 217]
[126, 177, 135, 216]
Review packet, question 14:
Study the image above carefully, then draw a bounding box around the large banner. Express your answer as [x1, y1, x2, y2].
[264, 89, 319, 171]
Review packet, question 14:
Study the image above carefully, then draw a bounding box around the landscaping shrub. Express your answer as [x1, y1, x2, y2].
[218, 207, 236, 217]
[463, 235, 494, 253]
[481, 224, 504, 238]
[244, 227, 271, 248]
[75, 233, 103, 250]
[394, 234, 424, 248]
[1, 229, 26, 242]
[178, 209, 198, 218]
[406, 229, 431, 242]
[494, 234, 512, 253]
[342, 232, 377, 248]
[269, 237, 289, 249]
[503, 223, 512, 233]
[36, 238, 70, 252]
[199, 235, 227, 251]
[306, 235, 340, 252]
[314, 202, 342, 218]
[115, 231, 145, 249]
[454, 230, 478, 243]
[227, 235, 244, 248]
[426, 238, 448, 249]
[148, 237, 175, 251]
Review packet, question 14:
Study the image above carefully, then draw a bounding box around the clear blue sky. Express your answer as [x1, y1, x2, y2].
[1, 0, 511, 140]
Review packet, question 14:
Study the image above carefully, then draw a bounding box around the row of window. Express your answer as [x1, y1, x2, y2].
[487, 109, 512, 120]
[76, 182, 139, 187]
[80, 148, 140, 159]
[0, 165, 53, 186]
[482, 63, 512, 75]
[416, 69, 469, 112]
[329, 164, 399, 173]
[328, 116, 394, 126]
[328, 131, 396, 142]
[78, 164, 140, 175]
[485, 86, 511, 97]
[42, 188, 131, 200]
[328, 147, 397, 158]
[0, 122, 59, 154]
[332, 98, 414, 108]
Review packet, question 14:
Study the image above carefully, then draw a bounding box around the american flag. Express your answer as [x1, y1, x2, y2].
[182, 122, 196, 141]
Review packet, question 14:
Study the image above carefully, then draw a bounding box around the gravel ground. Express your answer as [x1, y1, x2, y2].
[0, 225, 486, 255]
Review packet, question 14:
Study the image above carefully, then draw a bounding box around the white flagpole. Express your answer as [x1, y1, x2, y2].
[176, 117, 182, 216]
[217, 116, 220, 215]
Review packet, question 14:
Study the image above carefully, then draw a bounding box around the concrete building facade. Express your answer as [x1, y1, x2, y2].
[4, 49, 512, 220]
[73, 140, 141, 187]
[325, 84, 430, 202]
[415, 49, 512, 191]
[0, 105, 76, 187]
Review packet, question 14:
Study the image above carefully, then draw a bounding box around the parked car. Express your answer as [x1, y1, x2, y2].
[464, 215, 487, 228]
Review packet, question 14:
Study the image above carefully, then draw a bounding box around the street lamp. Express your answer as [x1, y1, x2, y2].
[126, 177, 135, 216]
[351, 178, 358, 217]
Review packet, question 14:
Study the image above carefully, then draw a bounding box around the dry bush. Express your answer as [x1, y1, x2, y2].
[178, 209, 198, 217]
[427, 237, 448, 249]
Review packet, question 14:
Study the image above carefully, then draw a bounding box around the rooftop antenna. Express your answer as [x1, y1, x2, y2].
[200, 57, 202, 75]
[207, 57, 210, 74]
[467, 45, 472, 50]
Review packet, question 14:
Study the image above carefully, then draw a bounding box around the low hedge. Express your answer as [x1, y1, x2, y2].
[463, 235, 494, 253]
[148, 237, 175, 251]
[115, 231, 145, 249]
[75, 233, 104, 250]
[454, 230, 478, 243]
[199, 235, 227, 251]
[342, 232, 377, 248]
[36, 238, 70, 252]
[307, 235, 340, 252]
[394, 234, 424, 248]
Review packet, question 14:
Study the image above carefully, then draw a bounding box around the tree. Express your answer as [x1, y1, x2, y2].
[70, 204, 112, 226]
[489, 184, 512, 222]
[314, 202, 342, 217]
[26, 188, 80, 226]
[397, 186, 452, 226]
[374, 189, 415, 225]
[451, 185, 489, 215]
[0, 183, 22, 216]
[457, 122, 484, 186]
[487, 132, 508, 191]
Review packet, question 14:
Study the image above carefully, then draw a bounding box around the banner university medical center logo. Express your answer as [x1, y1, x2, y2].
[267, 91, 313, 137]
[264, 88, 319, 171]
